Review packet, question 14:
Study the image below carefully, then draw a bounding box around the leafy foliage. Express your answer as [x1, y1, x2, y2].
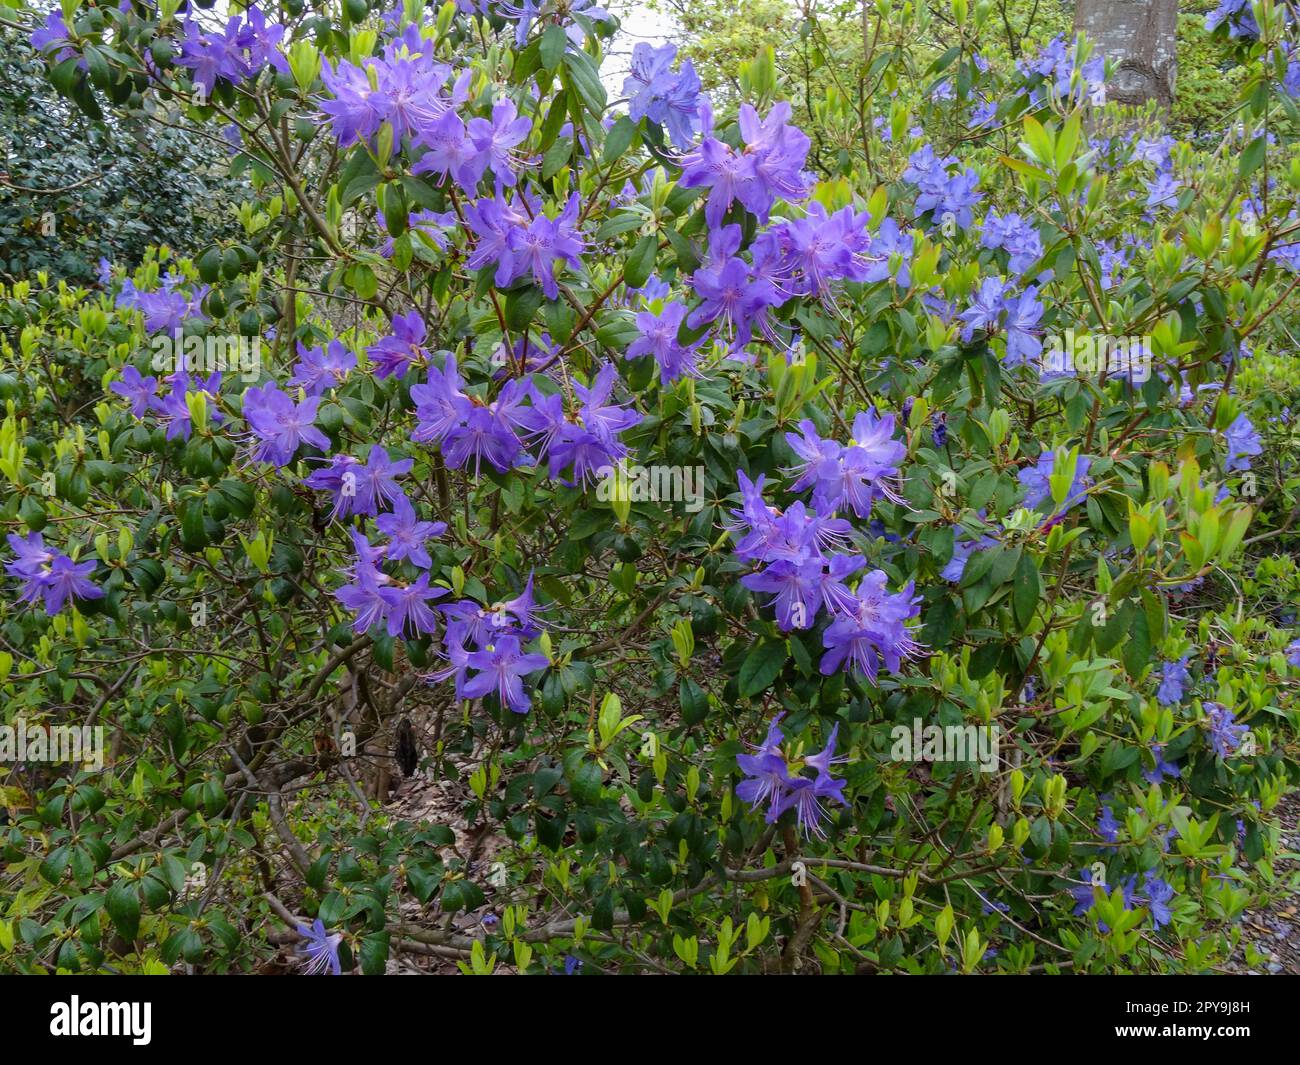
[0, 0, 1298, 978]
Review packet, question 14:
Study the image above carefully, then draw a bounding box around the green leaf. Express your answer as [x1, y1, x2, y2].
[505, 284, 545, 331]
[360, 931, 389, 975]
[563, 50, 607, 116]
[603, 115, 638, 163]
[1012, 552, 1040, 630]
[540, 25, 567, 71]
[1238, 134, 1266, 178]
[623, 233, 657, 289]
[739, 639, 786, 698]
[106, 880, 141, 941]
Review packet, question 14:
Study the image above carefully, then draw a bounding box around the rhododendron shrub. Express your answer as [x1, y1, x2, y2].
[1, 0, 1298, 975]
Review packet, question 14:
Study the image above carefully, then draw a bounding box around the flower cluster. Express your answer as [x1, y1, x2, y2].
[679, 102, 812, 228]
[623, 43, 701, 149]
[903, 145, 983, 230]
[110, 368, 224, 443]
[4, 532, 102, 615]
[784, 410, 907, 519]
[176, 8, 287, 96]
[730, 456, 922, 684]
[1204, 702, 1249, 758]
[462, 190, 585, 300]
[736, 714, 847, 838]
[1070, 869, 1177, 930]
[243, 382, 330, 468]
[116, 274, 208, 334]
[980, 212, 1044, 277]
[1019, 36, 1105, 106]
[431, 575, 549, 714]
[957, 277, 1044, 367]
[410, 357, 641, 485]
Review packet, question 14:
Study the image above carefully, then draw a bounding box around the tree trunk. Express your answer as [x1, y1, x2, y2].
[1074, 0, 1178, 108]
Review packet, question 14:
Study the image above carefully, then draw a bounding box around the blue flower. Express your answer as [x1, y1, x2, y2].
[1204, 702, 1248, 758]
[295, 918, 342, 975]
[1156, 656, 1192, 705]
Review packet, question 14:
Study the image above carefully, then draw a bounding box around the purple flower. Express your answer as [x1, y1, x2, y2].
[463, 192, 527, 282]
[130, 285, 208, 334]
[776, 765, 847, 840]
[981, 212, 1043, 275]
[1141, 872, 1175, 929]
[903, 145, 981, 229]
[333, 536, 392, 633]
[1204, 702, 1248, 758]
[375, 494, 446, 569]
[176, 11, 286, 97]
[1069, 868, 1106, 917]
[461, 634, 549, 713]
[411, 354, 470, 447]
[1143, 743, 1182, 785]
[784, 409, 905, 519]
[380, 571, 449, 638]
[736, 713, 789, 821]
[688, 256, 777, 351]
[1286, 638, 1300, 669]
[753, 202, 872, 302]
[5, 531, 54, 581]
[862, 218, 913, 286]
[442, 381, 531, 476]
[319, 48, 449, 148]
[1017, 450, 1090, 514]
[243, 382, 330, 467]
[31, 10, 76, 63]
[736, 716, 848, 839]
[427, 620, 474, 692]
[623, 42, 701, 149]
[295, 919, 342, 975]
[414, 109, 484, 191]
[513, 193, 586, 300]
[736, 102, 813, 220]
[468, 99, 533, 187]
[150, 372, 223, 442]
[289, 340, 356, 396]
[679, 101, 810, 228]
[741, 557, 825, 631]
[305, 446, 412, 518]
[1222, 414, 1262, 472]
[533, 364, 641, 487]
[626, 301, 703, 384]
[959, 276, 1010, 339]
[1002, 287, 1044, 367]
[368, 310, 428, 380]
[1206, 0, 1260, 39]
[1098, 803, 1121, 843]
[1156, 656, 1191, 705]
[10, 549, 103, 615]
[819, 571, 922, 682]
[485, 572, 542, 637]
[109, 366, 159, 418]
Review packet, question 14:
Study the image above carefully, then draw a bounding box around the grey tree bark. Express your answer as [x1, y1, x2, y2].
[1073, 0, 1179, 107]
